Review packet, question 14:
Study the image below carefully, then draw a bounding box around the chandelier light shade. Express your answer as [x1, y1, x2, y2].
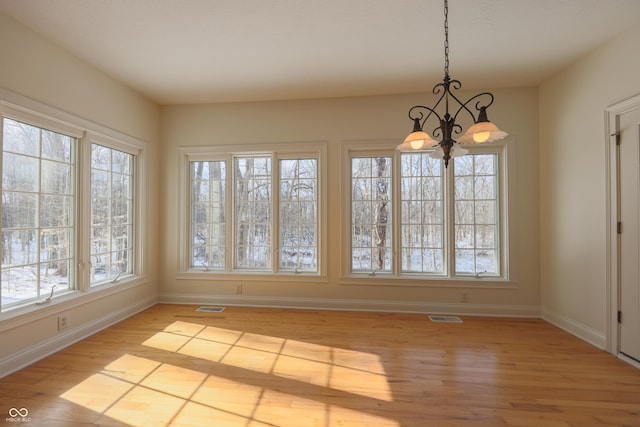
[396, 117, 438, 151]
[397, 0, 508, 167]
[457, 107, 509, 144]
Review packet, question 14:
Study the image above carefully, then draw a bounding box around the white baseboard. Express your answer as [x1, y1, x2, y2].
[541, 307, 607, 349]
[159, 293, 540, 317]
[0, 296, 157, 378]
[618, 353, 640, 369]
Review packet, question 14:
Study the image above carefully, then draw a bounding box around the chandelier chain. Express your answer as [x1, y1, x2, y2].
[443, 0, 449, 78]
[402, 0, 507, 167]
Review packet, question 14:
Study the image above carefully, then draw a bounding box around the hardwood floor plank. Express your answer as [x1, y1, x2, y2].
[0, 304, 639, 426]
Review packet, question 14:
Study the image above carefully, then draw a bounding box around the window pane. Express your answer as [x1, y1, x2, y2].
[42, 160, 71, 195]
[112, 150, 131, 174]
[190, 161, 226, 269]
[91, 226, 108, 255]
[2, 153, 39, 192]
[1, 119, 76, 308]
[42, 130, 72, 162]
[91, 144, 111, 170]
[279, 158, 318, 272]
[235, 157, 271, 269]
[90, 144, 134, 284]
[91, 170, 110, 197]
[2, 230, 37, 266]
[351, 156, 392, 272]
[2, 193, 38, 228]
[474, 176, 496, 199]
[40, 229, 71, 264]
[455, 200, 474, 226]
[2, 266, 38, 305]
[399, 152, 443, 273]
[41, 195, 73, 227]
[454, 154, 499, 275]
[2, 119, 39, 156]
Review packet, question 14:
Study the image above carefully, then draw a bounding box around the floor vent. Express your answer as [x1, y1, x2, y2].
[196, 306, 225, 313]
[429, 315, 463, 323]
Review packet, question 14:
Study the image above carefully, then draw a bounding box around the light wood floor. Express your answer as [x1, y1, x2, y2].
[1, 304, 639, 427]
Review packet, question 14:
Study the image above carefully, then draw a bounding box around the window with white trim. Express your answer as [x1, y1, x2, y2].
[400, 152, 443, 273]
[235, 156, 272, 270]
[279, 158, 318, 272]
[347, 145, 506, 280]
[90, 144, 135, 285]
[191, 160, 226, 270]
[1, 118, 76, 306]
[0, 99, 145, 313]
[351, 156, 392, 272]
[184, 145, 323, 276]
[453, 153, 499, 275]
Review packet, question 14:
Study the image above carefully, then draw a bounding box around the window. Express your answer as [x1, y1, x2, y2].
[90, 144, 135, 284]
[453, 154, 499, 275]
[347, 144, 506, 280]
[1, 118, 76, 307]
[351, 156, 392, 272]
[0, 98, 145, 313]
[235, 157, 272, 270]
[279, 158, 318, 272]
[183, 144, 324, 277]
[400, 152, 443, 273]
[191, 160, 226, 270]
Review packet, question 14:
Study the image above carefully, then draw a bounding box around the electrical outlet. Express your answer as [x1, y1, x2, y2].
[461, 293, 468, 303]
[58, 313, 69, 331]
[236, 284, 243, 295]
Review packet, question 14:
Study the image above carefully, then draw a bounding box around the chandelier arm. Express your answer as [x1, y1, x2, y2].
[452, 92, 495, 124]
[407, 105, 443, 132]
[430, 81, 452, 113]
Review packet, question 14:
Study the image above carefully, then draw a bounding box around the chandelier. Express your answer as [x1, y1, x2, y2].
[397, 0, 507, 167]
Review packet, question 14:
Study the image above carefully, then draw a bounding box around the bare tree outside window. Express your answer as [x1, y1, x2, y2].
[351, 156, 392, 272]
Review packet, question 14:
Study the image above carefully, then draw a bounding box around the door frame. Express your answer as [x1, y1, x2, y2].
[605, 93, 640, 366]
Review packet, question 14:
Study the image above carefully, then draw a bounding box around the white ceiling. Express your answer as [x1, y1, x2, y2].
[1, 0, 640, 105]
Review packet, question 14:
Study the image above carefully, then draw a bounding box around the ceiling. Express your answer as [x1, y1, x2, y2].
[1, 0, 640, 105]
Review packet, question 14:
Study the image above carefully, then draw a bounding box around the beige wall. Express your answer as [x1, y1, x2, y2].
[0, 12, 160, 372]
[159, 88, 540, 315]
[539, 22, 640, 346]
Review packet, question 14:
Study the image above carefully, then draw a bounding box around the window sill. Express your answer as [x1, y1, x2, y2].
[176, 270, 328, 283]
[339, 275, 516, 289]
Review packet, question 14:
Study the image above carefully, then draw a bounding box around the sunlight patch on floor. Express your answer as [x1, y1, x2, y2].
[141, 320, 393, 401]
[60, 319, 399, 426]
[60, 372, 133, 413]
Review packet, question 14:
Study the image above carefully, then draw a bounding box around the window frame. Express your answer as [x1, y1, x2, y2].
[276, 155, 320, 273]
[341, 140, 512, 287]
[178, 142, 328, 282]
[233, 154, 274, 271]
[85, 136, 141, 288]
[0, 95, 147, 317]
[1, 116, 78, 305]
[451, 151, 501, 277]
